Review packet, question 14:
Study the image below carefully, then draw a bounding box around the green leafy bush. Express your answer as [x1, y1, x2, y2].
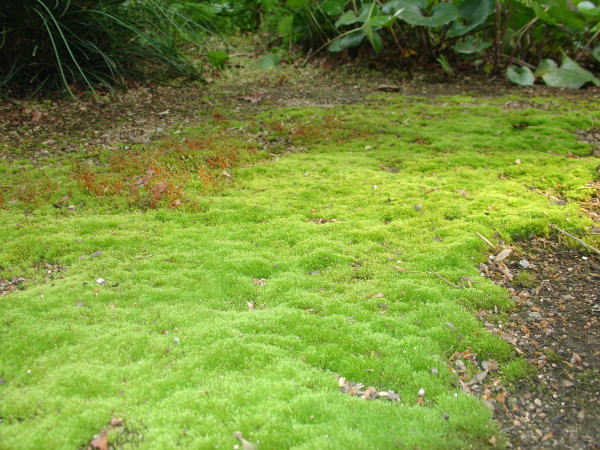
[0, 0, 213, 96]
[247, 0, 599, 88]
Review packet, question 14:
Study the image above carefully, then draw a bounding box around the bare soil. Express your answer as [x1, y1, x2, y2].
[481, 237, 599, 449]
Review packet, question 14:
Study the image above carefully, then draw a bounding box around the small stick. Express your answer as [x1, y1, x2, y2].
[476, 232, 496, 249]
[549, 224, 600, 256]
[428, 269, 462, 289]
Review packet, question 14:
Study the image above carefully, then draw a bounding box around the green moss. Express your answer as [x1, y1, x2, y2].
[515, 271, 537, 288]
[502, 358, 537, 384]
[543, 349, 563, 364]
[0, 93, 597, 448]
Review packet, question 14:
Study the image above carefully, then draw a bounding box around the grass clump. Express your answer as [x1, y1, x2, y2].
[0, 0, 211, 96]
[502, 359, 537, 385]
[0, 93, 598, 448]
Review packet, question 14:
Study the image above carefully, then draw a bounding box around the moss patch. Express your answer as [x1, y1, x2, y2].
[0, 93, 598, 448]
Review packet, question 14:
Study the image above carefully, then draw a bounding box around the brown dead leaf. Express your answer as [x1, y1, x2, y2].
[464, 370, 489, 386]
[252, 278, 267, 286]
[110, 417, 124, 427]
[484, 359, 499, 371]
[246, 301, 256, 310]
[240, 93, 263, 104]
[495, 391, 507, 404]
[363, 386, 378, 400]
[494, 248, 512, 262]
[233, 431, 258, 450]
[31, 109, 43, 124]
[90, 429, 108, 450]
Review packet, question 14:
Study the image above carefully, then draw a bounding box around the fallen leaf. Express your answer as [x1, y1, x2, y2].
[464, 370, 489, 386]
[246, 302, 256, 310]
[483, 359, 499, 371]
[31, 109, 43, 123]
[110, 417, 124, 427]
[233, 431, 258, 450]
[363, 386, 378, 400]
[240, 93, 263, 104]
[90, 429, 108, 450]
[494, 248, 512, 262]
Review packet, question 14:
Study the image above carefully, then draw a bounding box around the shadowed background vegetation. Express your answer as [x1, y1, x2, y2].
[1, 0, 599, 97]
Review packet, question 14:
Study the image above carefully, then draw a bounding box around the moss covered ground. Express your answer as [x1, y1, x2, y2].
[0, 91, 598, 449]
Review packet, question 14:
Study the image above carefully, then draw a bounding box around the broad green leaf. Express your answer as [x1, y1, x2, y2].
[453, 39, 491, 54]
[335, 4, 372, 27]
[335, 10, 360, 27]
[534, 59, 558, 78]
[368, 15, 394, 28]
[507, 65, 535, 86]
[381, 0, 422, 14]
[448, 0, 494, 38]
[387, 0, 459, 28]
[328, 30, 367, 52]
[541, 55, 600, 89]
[577, 1, 600, 16]
[592, 45, 600, 62]
[207, 50, 229, 69]
[364, 24, 383, 53]
[531, 2, 557, 25]
[286, 0, 309, 7]
[543, 0, 587, 29]
[320, 0, 347, 16]
[277, 15, 294, 36]
[259, 53, 281, 69]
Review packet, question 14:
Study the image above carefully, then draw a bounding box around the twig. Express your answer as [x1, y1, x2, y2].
[476, 232, 496, 249]
[500, 54, 535, 69]
[549, 224, 600, 256]
[576, 29, 600, 61]
[428, 269, 462, 289]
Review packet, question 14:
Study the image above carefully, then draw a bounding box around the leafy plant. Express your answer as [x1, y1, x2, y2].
[0, 0, 214, 96]
[245, 0, 598, 88]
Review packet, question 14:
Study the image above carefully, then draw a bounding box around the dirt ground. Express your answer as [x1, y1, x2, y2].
[2, 59, 599, 162]
[481, 236, 599, 449]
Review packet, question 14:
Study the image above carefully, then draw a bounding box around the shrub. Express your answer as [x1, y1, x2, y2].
[0, 0, 213, 96]
[250, 0, 600, 87]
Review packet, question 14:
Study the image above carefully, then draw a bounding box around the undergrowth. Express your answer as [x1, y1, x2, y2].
[0, 93, 598, 449]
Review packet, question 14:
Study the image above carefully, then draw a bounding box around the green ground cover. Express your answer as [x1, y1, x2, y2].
[0, 93, 598, 449]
